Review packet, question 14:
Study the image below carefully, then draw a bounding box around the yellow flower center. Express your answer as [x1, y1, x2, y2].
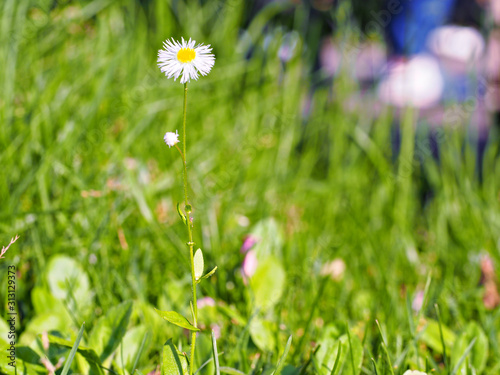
[177, 48, 196, 63]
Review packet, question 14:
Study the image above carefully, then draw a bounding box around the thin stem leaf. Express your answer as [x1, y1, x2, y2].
[155, 309, 200, 332]
[196, 266, 218, 284]
[176, 202, 187, 225]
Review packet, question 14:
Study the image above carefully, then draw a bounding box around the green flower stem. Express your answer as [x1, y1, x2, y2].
[181, 82, 198, 375]
[182, 83, 189, 209]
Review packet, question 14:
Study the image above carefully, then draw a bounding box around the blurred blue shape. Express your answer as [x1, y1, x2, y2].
[388, 0, 457, 55]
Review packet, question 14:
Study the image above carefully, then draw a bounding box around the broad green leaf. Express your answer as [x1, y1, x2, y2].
[20, 313, 67, 345]
[0, 345, 44, 375]
[249, 218, 284, 258]
[451, 322, 488, 374]
[194, 249, 204, 280]
[31, 286, 68, 316]
[45, 255, 92, 309]
[420, 320, 456, 354]
[155, 309, 200, 331]
[16, 346, 41, 364]
[21, 288, 71, 344]
[48, 334, 104, 375]
[315, 334, 336, 374]
[162, 339, 189, 375]
[0, 318, 11, 347]
[249, 317, 276, 352]
[281, 365, 300, 375]
[251, 256, 285, 310]
[89, 300, 133, 362]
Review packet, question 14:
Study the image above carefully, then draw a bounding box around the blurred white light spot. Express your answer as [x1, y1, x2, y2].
[378, 55, 444, 109]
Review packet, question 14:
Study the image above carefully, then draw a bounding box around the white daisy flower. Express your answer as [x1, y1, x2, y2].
[164, 130, 179, 147]
[157, 37, 215, 84]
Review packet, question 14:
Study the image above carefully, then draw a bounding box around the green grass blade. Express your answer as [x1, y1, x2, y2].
[451, 338, 477, 375]
[219, 367, 246, 375]
[60, 322, 85, 375]
[131, 332, 149, 375]
[375, 320, 395, 375]
[271, 335, 292, 375]
[212, 330, 221, 375]
[346, 322, 357, 375]
[435, 304, 449, 371]
[418, 273, 432, 321]
[330, 344, 342, 375]
[370, 358, 379, 375]
[194, 352, 224, 375]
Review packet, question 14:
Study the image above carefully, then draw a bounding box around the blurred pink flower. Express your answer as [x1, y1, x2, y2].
[240, 235, 257, 253]
[211, 323, 222, 339]
[320, 258, 346, 281]
[147, 365, 161, 375]
[481, 254, 495, 276]
[492, 0, 500, 25]
[242, 250, 258, 278]
[198, 297, 216, 308]
[41, 331, 50, 351]
[486, 31, 500, 80]
[412, 291, 424, 313]
[278, 32, 299, 63]
[320, 38, 341, 76]
[480, 254, 500, 310]
[354, 43, 386, 81]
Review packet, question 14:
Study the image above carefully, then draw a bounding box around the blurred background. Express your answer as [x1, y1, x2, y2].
[1, 0, 500, 374]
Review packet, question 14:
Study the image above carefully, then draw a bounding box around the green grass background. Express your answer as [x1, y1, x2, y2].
[1, 0, 500, 374]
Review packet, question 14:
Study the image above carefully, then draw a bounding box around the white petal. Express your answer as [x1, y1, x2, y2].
[158, 37, 215, 83]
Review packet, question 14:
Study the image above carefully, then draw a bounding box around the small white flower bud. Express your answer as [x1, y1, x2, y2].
[164, 130, 179, 147]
